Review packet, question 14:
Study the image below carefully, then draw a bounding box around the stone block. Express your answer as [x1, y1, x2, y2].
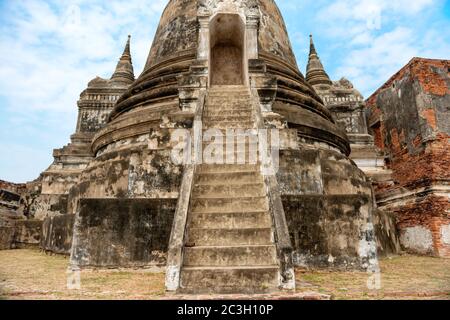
[71, 199, 177, 268]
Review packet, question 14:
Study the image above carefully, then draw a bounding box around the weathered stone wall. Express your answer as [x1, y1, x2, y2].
[67, 120, 183, 215]
[277, 149, 323, 195]
[366, 58, 450, 257]
[283, 195, 377, 271]
[13, 220, 42, 248]
[277, 147, 373, 198]
[67, 149, 182, 215]
[0, 219, 42, 250]
[373, 209, 402, 257]
[41, 173, 80, 196]
[70, 199, 177, 268]
[41, 214, 75, 255]
[0, 227, 15, 250]
[78, 107, 114, 134]
[331, 105, 367, 136]
[26, 194, 69, 220]
[275, 136, 380, 270]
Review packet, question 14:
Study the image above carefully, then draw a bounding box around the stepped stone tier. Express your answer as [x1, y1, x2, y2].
[306, 36, 392, 182]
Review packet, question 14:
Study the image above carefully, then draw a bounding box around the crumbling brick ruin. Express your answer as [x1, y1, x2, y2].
[0, 0, 448, 294]
[366, 58, 450, 258]
[0, 180, 41, 250]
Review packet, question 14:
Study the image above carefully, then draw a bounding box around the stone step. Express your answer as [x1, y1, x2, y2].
[197, 164, 259, 173]
[192, 183, 266, 198]
[205, 102, 251, 108]
[208, 87, 250, 92]
[206, 97, 251, 102]
[204, 109, 252, 117]
[200, 133, 260, 144]
[207, 95, 250, 100]
[183, 245, 278, 267]
[199, 152, 261, 165]
[201, 139, 259, 144]
[201, 141, 260, 152]
[208, 85, 250, 92]
[203, 115, 253, 123]
[189, 211, 272, 229]
[179, 266, 279, 294]
[205, 103, 252, 110]
[208, 90, 249, 95]
[204, 121, 255, 129]
[188, 228, 273, 246]
[191, 196, 269, 213]
[195, 172, 263, 185]
[208, 90, 250, 95]
[202, 128, 258, 134]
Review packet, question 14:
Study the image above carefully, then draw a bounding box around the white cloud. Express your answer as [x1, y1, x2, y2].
[320, 0, 435, 23]
[0, 0, 166, 182]
[336, 27, 418, 94]
[310, 0, 448, 96]
[0, 143, 51, 183]
[0, 0, 166, 114]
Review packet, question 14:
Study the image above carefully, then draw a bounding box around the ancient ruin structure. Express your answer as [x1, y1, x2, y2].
[305, 36, 401, 257]
[366, 58, 450, 258]
[0, 180, 41, 250]
[306, 35, 388, 179]
[67, 0, 381, 294]
[6, 0, 448, 295]
[38, 36, 135, 220]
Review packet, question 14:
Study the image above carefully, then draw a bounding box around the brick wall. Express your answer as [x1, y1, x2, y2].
[366, 58, 450, 257]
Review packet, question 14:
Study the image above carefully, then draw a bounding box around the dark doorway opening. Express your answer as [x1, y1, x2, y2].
[210, 14, 246, 86]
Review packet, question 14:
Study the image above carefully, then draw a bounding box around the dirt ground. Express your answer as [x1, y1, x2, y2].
[296, 255, 450, 300]
[0, 249, 449, 300]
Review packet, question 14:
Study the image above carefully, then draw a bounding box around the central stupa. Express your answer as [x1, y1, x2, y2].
[68, 0, 378, 294]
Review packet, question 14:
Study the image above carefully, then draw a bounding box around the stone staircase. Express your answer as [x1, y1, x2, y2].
[178, 86, 280, 294]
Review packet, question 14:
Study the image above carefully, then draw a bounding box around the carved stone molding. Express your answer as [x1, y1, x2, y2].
[199, 0, 261, 17]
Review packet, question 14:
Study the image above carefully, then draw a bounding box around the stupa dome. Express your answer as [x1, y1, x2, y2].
[106, 0, 347, 155]
[66, 0, 377, 288]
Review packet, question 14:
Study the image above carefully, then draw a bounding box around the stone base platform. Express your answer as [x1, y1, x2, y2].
[162, 292, 331, 300]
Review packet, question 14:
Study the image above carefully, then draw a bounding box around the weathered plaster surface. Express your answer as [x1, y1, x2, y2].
[441, 224, 450, 245]
[400, 226, 434, 254]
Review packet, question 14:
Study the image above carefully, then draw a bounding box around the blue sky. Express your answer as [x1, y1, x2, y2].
[0, 0, 449, 183]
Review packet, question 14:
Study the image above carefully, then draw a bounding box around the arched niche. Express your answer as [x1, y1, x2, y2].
[209, 13, 247, 86]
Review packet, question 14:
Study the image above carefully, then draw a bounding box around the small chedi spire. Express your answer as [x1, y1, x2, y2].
[306, 34, 332, 87]
[309, 34, 317, 56]
[111, 35, 135, 84]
